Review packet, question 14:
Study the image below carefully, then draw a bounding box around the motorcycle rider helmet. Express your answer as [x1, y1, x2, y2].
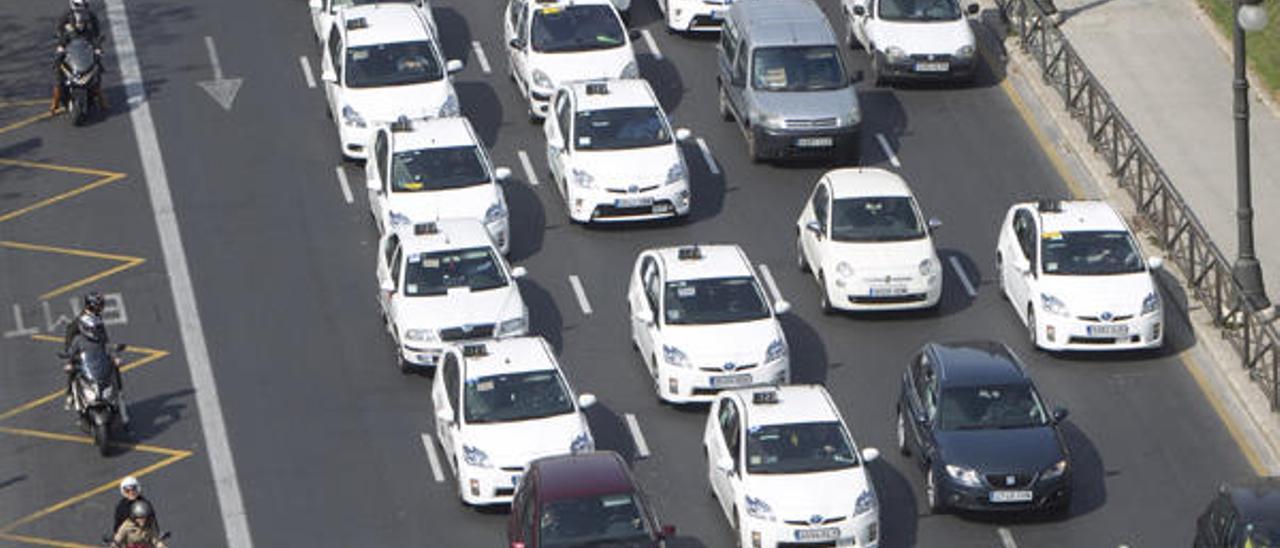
[119, 476, 141, 497]
[69, 0, 89, 10]
[129, 499, 154, 520]
[70, 9, 87, 31]
[77, 314, 103, 342]
[84, 292, 105, 315]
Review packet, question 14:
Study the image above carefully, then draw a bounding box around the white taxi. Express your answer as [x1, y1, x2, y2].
[365, 117, 512, 254]
[659, 0, 731, 33]
[795, 168, 942, 312]
[431, 337, 596, 506]
[996, 200, 1164, 351]
[322, 5, 463, 160]
[308, 0, 437, 45]
[704, 386, 881, 548]
[544, 80, 692, 223]
[627, 245, 791, 404]
[503, 0, 639, 120]
[843, 0, 979, 85]
[376, 220, 529, 372]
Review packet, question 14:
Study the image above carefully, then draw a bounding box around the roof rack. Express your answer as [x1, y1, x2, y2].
[752, 389, 779, 405]
[585, 82, 609, 95]
[677, 245, 702, 260]
[462, 343, 488, 357]
[390, 115, 413, 133]
[1037, 199, 1063, 213]
[346, 17, 368, 30]
[414, 221, 439, 235]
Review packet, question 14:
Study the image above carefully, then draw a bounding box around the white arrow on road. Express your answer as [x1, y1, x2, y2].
[197, 36, 242, 110]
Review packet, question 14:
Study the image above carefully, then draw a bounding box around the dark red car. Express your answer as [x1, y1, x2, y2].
[508, 451, 675, 548]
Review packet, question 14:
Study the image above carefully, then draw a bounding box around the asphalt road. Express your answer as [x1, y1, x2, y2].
[0, 0, 1260, 546]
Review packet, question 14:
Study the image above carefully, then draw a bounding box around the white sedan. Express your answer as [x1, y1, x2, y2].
[308, 0, 437, 45]
[795, 168, 942, 312]
[843, 0, 979, 85]
[658, 0, 731, 33]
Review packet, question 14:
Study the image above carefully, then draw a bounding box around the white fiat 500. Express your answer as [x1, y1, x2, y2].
[627, 245, 791, 404]
[996, 200, 1165, 351]
[795, 168, 942, 312]
[504, 0, 639, 119]
[544, 80, 692, 223]
[704, 386, 881, 548]
[322, 5, 463, 160]
[843, 0, 980, 85]
[376, 220, 529, 372]
[365, 117, 512, 254]
[659, 0, 732, 33]
[308, 0, 437, 45]
[431, 337, 596, 506]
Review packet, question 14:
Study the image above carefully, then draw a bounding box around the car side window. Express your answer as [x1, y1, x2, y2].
[732, 44, 748, 84]
[383, 234, 400, 266]
[443, 353, 460, 416]
[720, 23, 738, 63]
[916, 359, 938, 420]
[556, 93, 573, 150]
[1013, 210, 1037, 261]
[813, 183, 830, 228]
[507, 0, 524, 31]
[390, 246, 403, 289]
[640, 257, 659, 312]
[375, 132, 389, 187]
[726, 405, 742, 469]
[516, 483, 537, 540]
[515, 7, 529, 43]
[327, 28, 342, 80]
[645, 264, 662, 318]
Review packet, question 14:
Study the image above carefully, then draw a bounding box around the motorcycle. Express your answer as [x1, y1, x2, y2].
[57, 35, 102, 126]
[61, 343, 126, 455]
[102, 530, 171, 548]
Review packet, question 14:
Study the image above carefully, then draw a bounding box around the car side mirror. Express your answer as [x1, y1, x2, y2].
[445, 59, 464, 74]
[773, 300, 791, 315]
[660, 524, 676, 538]
[1052, 407, 1069, 423]
[628, 29, 641, 40]
[852, 5, 866, 16]
[967, 3, 980, 15]
[715, 455, 735, 473]
[577, 393, 598, 409]
[928, 217, 943, 232]
[1147, 256, 1164, 270]
[674, 127, 692, 142]
[860, 447, 881, 463]
[509, 38, 526, 50]
[494, 167, 512, 181]
[510, 266, 528, 279]
[805, 220, 824, 238]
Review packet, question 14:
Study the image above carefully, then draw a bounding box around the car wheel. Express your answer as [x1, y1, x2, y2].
[819, 273, 834, 315]
[718, 84, 733, 122]
[1027, 306, 1039, 348]
[896, 408, 911, 456]
[926, 467, 945, 514]
[796, 234, 810, 273]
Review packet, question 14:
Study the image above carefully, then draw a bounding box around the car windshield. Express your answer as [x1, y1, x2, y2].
[574, 107, 670, 151]
[830, 196, 925, 242]
[752, 46, 847, 92]
[402, 247, 507, 296]
[664, 277, 770, 325]
[392, 146, 489, 192]
[1041, 230, 1145, 275]
[937, 384, 1050, 431]
[878, 0, 964, 22]
[539, 493, 654, 547]
[345, 41, 443, 88]
[463, 370, 575, 423]
[531, 5, 626, 53]
[746, 421, 859, 474]
[332, 0, 416, 12]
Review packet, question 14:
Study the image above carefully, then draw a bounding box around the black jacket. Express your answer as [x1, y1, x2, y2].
[113, 495, 158, 532]
[56, 8, 102, 48]
[63, 311, 107, 354]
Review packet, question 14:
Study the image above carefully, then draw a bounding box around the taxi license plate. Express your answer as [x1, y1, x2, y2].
[1087, 324, 1129, 337]
[710, 374, 751, 388]
[989, 490, 1034, 503]
[915, 61, 950, 73]
[615, 197, 654, 209]
[869, 286, 908, 296]
[795, 137, 834, 148]
[794, 527, 840, 542]
[510, 474, 522, 486]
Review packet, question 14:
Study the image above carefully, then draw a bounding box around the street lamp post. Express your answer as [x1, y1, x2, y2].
[1232, 0, 1271, 311]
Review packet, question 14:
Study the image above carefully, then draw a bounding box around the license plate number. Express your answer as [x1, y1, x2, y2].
[1087, 324, 1129, 336]
[915, 61, 950, 73]
[795, 137, 833, 148]
[794, 527, 840, 541]
[869, 285, 907, 296]
[615, 197, 653, 208]
[710, 374, 751, 388]
[989, 490, 1033, 503]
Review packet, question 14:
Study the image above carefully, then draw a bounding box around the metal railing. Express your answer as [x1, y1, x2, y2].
[996, 0, 1280, 409]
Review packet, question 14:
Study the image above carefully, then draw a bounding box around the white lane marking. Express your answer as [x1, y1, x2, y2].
[471, 41, 491, 74]
[624, 413, 651, 458]
[997, 528, 1017, 548]
[757, 263, 783, 303]
[948, 256, 977, 297]
[695, 137, 720, 175]
[203, 35, 224, 80]
[569, 275, 593, 315]
[420, 434, 445, 483]
[299, 55, 316, 88]
[517, 150, 540, 186]
[640, 29, 663, 61]
[334, 166, 354, 204]
[105, 3, 253, 546]
[875, 132, 901, 168]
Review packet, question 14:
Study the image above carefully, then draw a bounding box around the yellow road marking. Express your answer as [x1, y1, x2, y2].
[0, 111, 53, 135]
[0, 241, 146, 300]
[0, 99, 49, 108]
[0, 532, 93, 548]
[0, 337, 167, 422]
[0, 159, 126, 225]
[0, 426, 190, 456]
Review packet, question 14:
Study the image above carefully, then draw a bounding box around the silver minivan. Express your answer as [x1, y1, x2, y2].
[717, 0, 862, 164]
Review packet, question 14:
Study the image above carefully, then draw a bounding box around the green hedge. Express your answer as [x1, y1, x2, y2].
[1199, 0, 1280, 101]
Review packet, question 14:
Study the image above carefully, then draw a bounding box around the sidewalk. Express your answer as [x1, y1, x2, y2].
[1051, 0, 1280, 297]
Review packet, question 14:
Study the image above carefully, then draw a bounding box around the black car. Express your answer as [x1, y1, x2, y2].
[896, 341, 1071, 514]
[1195, 479, 1280, 547]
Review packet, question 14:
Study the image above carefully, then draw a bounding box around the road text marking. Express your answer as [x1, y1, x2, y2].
[998, 528, 1017, 548]
[695, 137, 720, 175]
[334, 166, 354, 204]
[471, 41, 491, 74]
[517, 150, 540, 186]
[757, 263, 782, 303]
[420, 434, 445, 483]
[299, 55, 316, 88]
[875, 133, 901, 168]
[948, 256, 977, 297]
[640, 29, 663, 61]
[624, 413, 651, 458]
[569, 275, 593, 315]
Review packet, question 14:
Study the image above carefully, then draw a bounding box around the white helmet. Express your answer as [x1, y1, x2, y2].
[119, 476, 140, 496]
[70, 0, 89, 9]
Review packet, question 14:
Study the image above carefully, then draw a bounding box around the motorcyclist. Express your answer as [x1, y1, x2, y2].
[64, 291, 108, 353]
[111, 500, 166, 548]
[113, 477, 159, 533]
[51, 0, 107, 113]
[63, 314, 130, 426]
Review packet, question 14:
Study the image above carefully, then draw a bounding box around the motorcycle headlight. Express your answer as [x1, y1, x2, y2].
[438, 94, 460, 117]
[1142, 292, 1160, 315]
[388, 210, 411, 228]
[744, 495, 775, 522]
[955, 44, 976, 59]
[341, 105, 366, 128]
[919, 258, 937, 277]
[462, 444, 492, 468]
[1040, 293, 1069, 316]
[665, 162, 686, 185]
[854, 489, 877, 516]
[484, 202, 507, 225]
[403, 329, 438, 343]
[944, 464, 983, 487]
[1041, 459, 1068, 480]
[885, 46, 909, 63]
[496, 316, 527, 337]
[836, 261, 855, 279]
[662, 345, 691, 368]
[571, 168, 595, 189]
[570, 432, 593, 454]
[764, 338, 787, 363]
[532, 69, 554, 90]
[620, 60, 639, 79]
[81, 383, 97, 403]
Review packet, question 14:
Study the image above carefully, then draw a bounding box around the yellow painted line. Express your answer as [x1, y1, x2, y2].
[0, 532, 94, 548]
[0, 339, 168, 422]
[0, 99, 50, 108]
[0, 241, 146, 300]
[0, 162, 126, 225]
[1181, 353, 1269, 476]
[0, 426, 189, 456]
[998, 79, 1087, 200]
[0, 158, 121, 178]
[0, 111, 53, 135]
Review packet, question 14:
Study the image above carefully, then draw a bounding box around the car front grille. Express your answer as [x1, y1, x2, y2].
[698, 363, 758, 373]
[605, 184, 660, 194]
[783, 516, 846, 526]
[778, 542, 836, 548]
[785, 117, 838, 129]
[985, 473, 1035, 489]
[850, 293, 928, 305]
[1077, 314, 1134, 322]
[439, 323, 495, 341]
[593, 200, 676, 219]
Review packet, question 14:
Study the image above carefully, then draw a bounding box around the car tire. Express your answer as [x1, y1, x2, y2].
[819, 273, 834, 315]
[896, 408, 911, 456]
[926, 467, 945, 514]
[718, 84, 733, 122]
[796, 234, 810, 273]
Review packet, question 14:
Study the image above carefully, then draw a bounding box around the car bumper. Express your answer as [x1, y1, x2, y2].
[826, 272, 942, 311]
[879, 54, 977, 82]
[656, 358, 788, 403]
[936, 472, 1071, 513]
[458, 463, 527, 506]
[567, 182, 691, 223]
[337, 123, 372, 160]
[1035, 311, 1163, 351]
[399, 342, 447, 369]
[740, 511, 878, 548]
[667, 4, 728, 32]
[753, 125, 860, 161]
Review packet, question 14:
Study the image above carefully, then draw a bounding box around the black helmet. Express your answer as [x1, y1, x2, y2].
[129, 499, 153, 520]
[84, 292, 105, 314]
[78, 314, 103, 342]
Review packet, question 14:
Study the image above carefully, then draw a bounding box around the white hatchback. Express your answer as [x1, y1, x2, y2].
[843, 0, 979, 85]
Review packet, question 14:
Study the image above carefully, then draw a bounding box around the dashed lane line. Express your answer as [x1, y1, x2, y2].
[471, 41, 491, 74]
[517, 150, 541, 186]
[875, 133, 901, 168]
[569, 275, 593, 315]
[640, 29, 663, 61]
[299, 55, 316, 88]
[334, 166, 354, 204]
[624, 413, 651, 459]
[420, 434, 445, 483]
[948, 256, 977, 297]
[695, 137, 720, 175]
[998, 527, 1017, 548]
[757, 263, 782, 303]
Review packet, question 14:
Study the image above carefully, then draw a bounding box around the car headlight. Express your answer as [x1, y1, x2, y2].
[496, 316, 527, 337]
[844, 106, 861, 127]
[484, 202, 507, 224]
[854, 489, 877, 516]
[620, 60, 639, 79]
[944, 464, 983, 487]
[570, 432, 593, 454]
[757, 112, 786, 130]
[765, 338, 787, 363]
[388, 210, 411, 228]
[955, 44, 976, 59]
[462, 444, 492, 468]
[1041, 459, 1068, 480]
[403, 329, 438, 343]
[744, 495, 775, 522]
[665, 162, 686, 185]
[836, 261, 855, 279]
[662, 344, 690, 368]
[885, 46, 908, 63]
[1040, 293, 1069, 316]
[919, 258, 937, 277]
[341, 105, 366, 128]
[571, 168, 594, 189]
[438, 94, 460, 117]
[1142, 292, 1160, 315]
[532, 69, 554, 90]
